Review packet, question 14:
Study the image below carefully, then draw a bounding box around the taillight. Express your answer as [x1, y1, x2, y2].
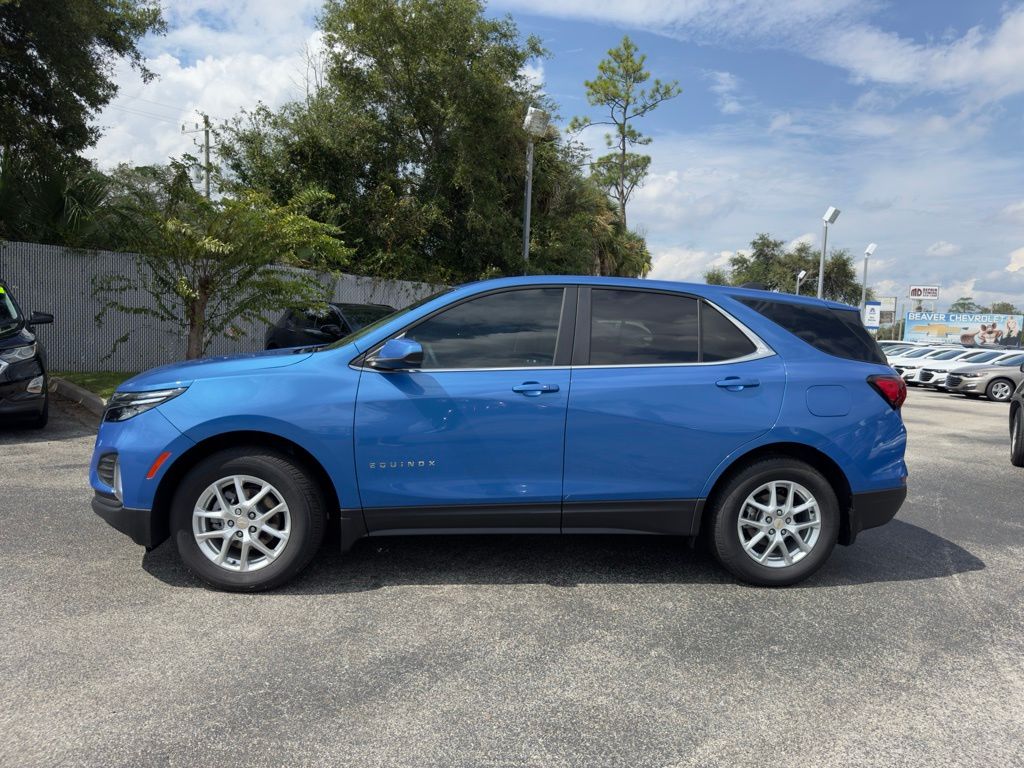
[868, 374, 907, 410]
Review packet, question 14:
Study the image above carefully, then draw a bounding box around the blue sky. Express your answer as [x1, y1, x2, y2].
[88, 1, 1024, 310]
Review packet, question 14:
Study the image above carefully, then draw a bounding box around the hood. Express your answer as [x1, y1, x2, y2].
[951, 362, 1023, 375]
[119, 346, 315, 392]
[0, 326, 34, 350]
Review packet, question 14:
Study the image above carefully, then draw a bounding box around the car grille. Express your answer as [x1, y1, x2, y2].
[946, 375, 962, 387]
[97, 453, 118, 487]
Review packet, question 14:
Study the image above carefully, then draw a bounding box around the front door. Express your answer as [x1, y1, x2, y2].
[354, 286, 574, 533]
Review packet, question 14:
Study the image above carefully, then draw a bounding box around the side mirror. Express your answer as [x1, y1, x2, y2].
[320, 323, 344, 339]
[28, 311, 53, 326]
[367, 338, 423, 371]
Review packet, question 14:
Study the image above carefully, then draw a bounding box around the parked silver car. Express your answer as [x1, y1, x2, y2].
[945, 352, 1024, 402]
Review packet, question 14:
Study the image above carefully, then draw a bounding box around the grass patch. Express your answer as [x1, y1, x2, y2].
[52, 371, 138, 401]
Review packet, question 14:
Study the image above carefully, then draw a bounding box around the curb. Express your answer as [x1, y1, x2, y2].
[51, 377, 107, 417]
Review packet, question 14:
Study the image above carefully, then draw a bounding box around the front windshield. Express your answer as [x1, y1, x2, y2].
[965, 351, 1001, 363]
[933, 350, 965, 360]
[998, 354, 1024, 366]
[321, 289, 452, 351]
[0, 284, 23, 336]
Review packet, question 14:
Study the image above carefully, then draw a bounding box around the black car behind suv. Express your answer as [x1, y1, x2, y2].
[265, 302, 395, 349]
[0, 280, 53, 428]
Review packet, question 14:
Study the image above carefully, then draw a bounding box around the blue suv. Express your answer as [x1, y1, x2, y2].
[90, 277, 908, 591]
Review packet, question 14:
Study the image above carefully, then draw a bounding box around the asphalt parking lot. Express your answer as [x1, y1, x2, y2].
[2, 390, 1022, 768]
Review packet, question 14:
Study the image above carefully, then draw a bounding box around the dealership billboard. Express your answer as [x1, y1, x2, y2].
[903, 311, 1024, 347]
[908, 285, 940, 301]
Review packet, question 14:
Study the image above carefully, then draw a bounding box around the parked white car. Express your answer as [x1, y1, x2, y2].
[887, 346, 962, 377]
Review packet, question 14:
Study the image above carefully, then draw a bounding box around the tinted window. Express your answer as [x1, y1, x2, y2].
[702, 303, 757, 362]
[902, 348, 934, 358]
[738, 298, 886, 364]
[0, 284, 21, 335]
[998, 354, 1024, 366]
[589, 289, 698, 364]
[931, 350, 965, 360]
[405, 288, 564, 369]
[962, 351, 1000, 363]
[336, 304, 395, 329]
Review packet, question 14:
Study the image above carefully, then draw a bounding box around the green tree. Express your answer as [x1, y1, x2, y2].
[570, 36, 681, 231]
[0, 0, 165, 167]
[987, 301, 1019, 314]
[94, 161, 352, 359]
[948, 296, 984, 313]
[705, 233, 870, 305]
[218, 0, 649, 282]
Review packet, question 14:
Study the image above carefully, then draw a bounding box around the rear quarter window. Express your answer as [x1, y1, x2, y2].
[737, 297, 886, 364]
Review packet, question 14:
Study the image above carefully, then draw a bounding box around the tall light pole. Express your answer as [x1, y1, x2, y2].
[860, 242, 877, 309]
[521, 106, 550, 274]
[795, 269, 808, 295]
[817, 206, 840, 298]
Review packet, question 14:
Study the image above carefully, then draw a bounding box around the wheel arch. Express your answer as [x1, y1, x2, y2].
[988, 376, 1015, 401]
[697, 442, 856, 545]
[149, 430, 342, 549]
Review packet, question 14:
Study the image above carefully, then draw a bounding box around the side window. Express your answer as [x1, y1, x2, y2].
[405, 288, 564, 369]
[589, 289, 698, 364]
[701, 302, 757, 362]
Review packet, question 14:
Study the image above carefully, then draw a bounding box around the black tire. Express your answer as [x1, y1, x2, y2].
[986, 378, 1015, 403]
[1011, 409, 1024, 468]
[708, 457, 839, 587]
[171, 447, 327, 591]
[27, 395, 49, 429]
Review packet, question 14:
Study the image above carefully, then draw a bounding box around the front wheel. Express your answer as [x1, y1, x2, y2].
[171, 448, 327, 591]
[1011, 409, 1024, 467]
[708, 458, 839, 586]
[987, 378, 1015, 403]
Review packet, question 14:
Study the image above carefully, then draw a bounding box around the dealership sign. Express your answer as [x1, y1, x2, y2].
[902, 311, 1023, 347]
[908, 285, 940, 301]
[862, 302, 881, 330]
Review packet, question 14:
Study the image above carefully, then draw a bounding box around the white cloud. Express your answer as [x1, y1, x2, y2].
[786, 233, 815, 250]
[648, 247, 733, 282]
[87, 30, 323, 168]
[998, 201, 1024, 225]
[521, 62, 545, 88]
[925, 241, 962, 258]
[1007, 248, 1024, 273]
[706, 70, 742, 114]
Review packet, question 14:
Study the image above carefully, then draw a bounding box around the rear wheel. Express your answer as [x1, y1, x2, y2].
[1011, 409, 1024, 467]
[171, 448, 327, 591]
[708, 458, 839, 586]
[987, 378, 1015, 403]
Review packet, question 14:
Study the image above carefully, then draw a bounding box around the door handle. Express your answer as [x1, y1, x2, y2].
[716, 376, 760, 391]
[512, 382, 560, 397]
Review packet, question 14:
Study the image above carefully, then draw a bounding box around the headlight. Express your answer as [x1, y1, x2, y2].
[104, 387, 187, 422]
[0, 343, 37, 362]
[959, 372, 983, 378]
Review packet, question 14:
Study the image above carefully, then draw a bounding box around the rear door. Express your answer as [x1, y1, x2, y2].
[562, 287, 786, 533]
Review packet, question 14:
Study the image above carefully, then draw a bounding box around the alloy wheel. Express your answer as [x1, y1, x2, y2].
[990, 380, 1013, 402]
[736, 480, 821, 568]
[192, 475, 291, 572]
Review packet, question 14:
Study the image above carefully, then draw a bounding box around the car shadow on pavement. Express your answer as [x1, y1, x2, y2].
[0, 401, 98, 445]
[141, 518, 984, 593]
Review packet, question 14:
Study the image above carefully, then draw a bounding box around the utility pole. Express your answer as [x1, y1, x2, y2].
[182, 112, 212, 198]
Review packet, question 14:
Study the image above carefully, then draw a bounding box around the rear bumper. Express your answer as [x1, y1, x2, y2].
[91, 492, 160, 548]
[844, 485, 907, 544]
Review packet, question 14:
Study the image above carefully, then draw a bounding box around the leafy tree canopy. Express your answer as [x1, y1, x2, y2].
[218, 0, 649, 282]
[705, 233, 871, 306]
[93, 160, 352, 359]
[0, 0, 165, 166]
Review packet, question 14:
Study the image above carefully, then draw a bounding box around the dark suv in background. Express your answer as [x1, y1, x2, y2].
[0, 280, 53, 428]
[265, 302, 395, 349]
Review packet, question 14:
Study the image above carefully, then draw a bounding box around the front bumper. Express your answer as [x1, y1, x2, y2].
[944, 374, 982, 393]
[0, 375, 46, 418]
[844, 485, 907, 544]
[92, 492, 161, 548]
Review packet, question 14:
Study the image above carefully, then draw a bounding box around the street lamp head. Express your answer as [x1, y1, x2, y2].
[797, 269, 807, 280]
[822, 206, 840, 224]
[523, 106, 550, 138]
[865, 242, 878, 257]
